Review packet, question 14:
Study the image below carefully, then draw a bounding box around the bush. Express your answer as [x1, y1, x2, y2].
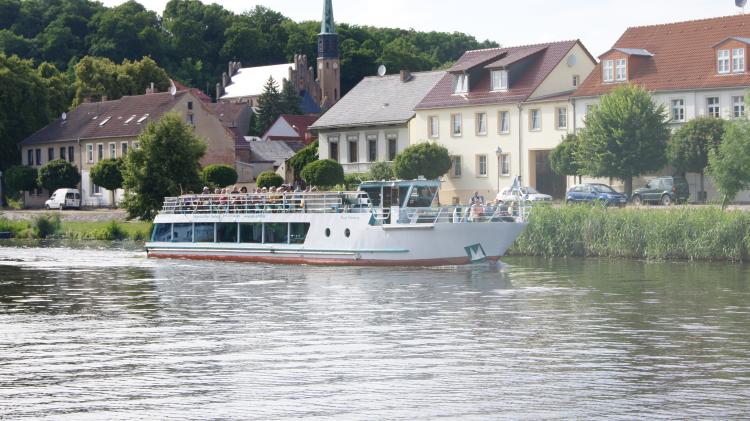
[368, 161, 394, 181]
[33, 214, 61, 239]
[393, 142, 451, 180]
[4, 165, 38, 198]
[344, 172, 368, 189]
[99, 221, 127, 241]
[37, 160, 81, 193]
[256, 171, 284, 188]
[201, 164, 238, 188]
[301, 159, 344, 188]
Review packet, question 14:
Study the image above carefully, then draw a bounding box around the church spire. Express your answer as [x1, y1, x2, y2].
[321, 0, 336, 34]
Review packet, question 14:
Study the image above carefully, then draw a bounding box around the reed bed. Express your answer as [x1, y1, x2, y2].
[509, 205, 750, 262]
[0, 215, 152, 242]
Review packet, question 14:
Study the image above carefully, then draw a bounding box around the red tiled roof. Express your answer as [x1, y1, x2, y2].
[280, 114, 318, 137]
[574, 14, 750, 97]
[173, 80, 213, 103]
[416, 40, 584, 110]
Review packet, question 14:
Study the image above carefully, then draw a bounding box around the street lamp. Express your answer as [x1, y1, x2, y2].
[495, 146, 503, 193]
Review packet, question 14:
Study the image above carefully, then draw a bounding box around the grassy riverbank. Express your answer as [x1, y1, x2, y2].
[0, 215, 151, 241]
[509, 205, 750, 262]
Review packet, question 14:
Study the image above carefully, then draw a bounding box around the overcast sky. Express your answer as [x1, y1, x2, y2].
[101, 0, 746, 57]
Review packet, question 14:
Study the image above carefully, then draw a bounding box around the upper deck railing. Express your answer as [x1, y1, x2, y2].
[159, 192, 527, 224]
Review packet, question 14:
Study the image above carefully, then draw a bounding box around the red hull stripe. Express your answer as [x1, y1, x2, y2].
[148, 252, 500, 267]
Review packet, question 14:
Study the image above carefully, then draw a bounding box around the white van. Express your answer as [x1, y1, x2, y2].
[45, 188, 81, 210]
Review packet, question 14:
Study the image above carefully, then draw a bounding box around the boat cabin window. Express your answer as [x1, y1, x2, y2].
[240, 223, 263, 243]
[152, 223, 172, 242]
[217, 223, 237, 243]
[173, 223, 192, 243]
[406, 186, 438, 207]
[264, 223, 288, 244]
[153, 222, 310, 245]
[194, 223, 214, 242]
[290, 223, 310, 244]
[360, 186, 381, 207]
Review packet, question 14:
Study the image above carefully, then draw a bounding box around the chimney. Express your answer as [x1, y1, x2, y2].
[145, 82, 156, 94]
[216, 82, 223, 101]
[400, 70, 412, 82]
[222, 72, 229, 88]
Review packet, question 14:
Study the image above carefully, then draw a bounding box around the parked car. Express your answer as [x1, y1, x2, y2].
[631, 176, 689, 206]
[565, 183, 628, 207]
[44, 188, 81, 210]
[496, 186, 552, 203]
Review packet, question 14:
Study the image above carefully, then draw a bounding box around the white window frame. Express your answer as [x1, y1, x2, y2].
[109, 142, 116, 159]
[428, 116, 439, 138]
[498, 111, 510, 134]
[476, 154, 488, 177]
[572, 75, 580, 87]
[530, 109, 541, 131]
[451, 113, 462, 137]
[475, 112, 487, 136]
[97, 143, 103, 161]
[133, 142, 140, 150]
[86, 144, 94, 163]
[500, 154, 511, 177]
[91, 180, 101, 196]
[707, 97, 720, 118]
[615, 59, 627, 81]
[386, 133, 398, 161]
[733, 48, 745, 73]
[347, 134, 359, 164]
[733, 95, 745, 118]
[366, 134, 378, 162]
[121, 142, 128, 156]
[454, 74, 469, 94]
[718, 49, 731, 74]
[451, 155, 462, 178]
[671, 99, 685, 122]
[602, 60, 614, 82]
[556, 107, 568, 130]
[491, 70, 508, 91]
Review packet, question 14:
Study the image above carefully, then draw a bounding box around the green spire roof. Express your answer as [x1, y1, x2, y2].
[321, 0, 335, 34]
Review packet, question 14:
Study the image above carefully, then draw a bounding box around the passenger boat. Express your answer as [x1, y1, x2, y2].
[145, 179, 528, 266]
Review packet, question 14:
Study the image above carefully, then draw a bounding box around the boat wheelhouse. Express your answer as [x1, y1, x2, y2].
[145, 179, 528, 266]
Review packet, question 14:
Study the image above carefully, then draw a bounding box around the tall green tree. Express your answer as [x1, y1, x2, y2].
[90, 158, 124, 206]
[38, 159, 81, 192]
[578, 84, 670, 196]
[550, 133, 583, 184]
[72, 55, 170, 105]
[392, 142, 452, 180]
[3, 165, 38, 200]
[87, 0, 164, 63]
[280, 79, 302, 115]
[708, 119, 750, 209]
[122, 112, 207, 220]
[253, 76, 281, 135]
[667, 116, 725, 202]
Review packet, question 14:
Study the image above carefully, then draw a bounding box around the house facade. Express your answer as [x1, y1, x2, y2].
[20, 90, 236, 207]
[310, 70, 446, 175]
[413, 40, 596, 204]
[572, 14, 750, 202]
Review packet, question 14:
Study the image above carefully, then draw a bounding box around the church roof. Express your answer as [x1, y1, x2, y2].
[321, 0, 336, 34]
[219, 63, 295, 100]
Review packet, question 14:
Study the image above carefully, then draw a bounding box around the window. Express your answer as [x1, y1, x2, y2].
[264, 223, 288, 244]
[97, 143, 103, 161]
[475, 112, 487, 135]
[87, 144, 94, 163]
[68, 146, 74, 163]
[603, 60, 614, 82]
[671, 99, 685, 121]
[615, 59, 627, 81]
[290, 223, 310, 244]
[707, 97, 720, 118]
[133, 142, 140, 150]
[109, 143, 116, 159]
[187, 101, 193, 110]
[500, 154, 511, 176]
[733, 48, 745, 73]
[454, 74, 469, 94]
[27, 150, 33, 166]
[172, 223, 191, 243]
[491, 70, 508, 91]
[240, 223, 263, 243]
[35, 149, 41, 166]
[217, 223, 238, 243]
[573, 75, 580, 87]
[151, 224, 172, 242]
[556, 107, 568, 129]
[718, 49, 730, 74]
[476, 155, 487, 177]
[387, 134, 398, 161]
[451, 113, 462, 136]
[60, 147, 66, 161]
[47, 147, 54, 162]
[91, 180, 101, 195]
[328, 136, 339, 161]
[121, 142, 128, 156]
[428, 116, 439, 138]
[451, 156, 462, 177]
[498, 111, 510, 133]
[194, 223, 215, 243]
[733, 95, 745, 118]
[367, 135, 378, 162]
[586, 104, 595, 115]
[348, 137, 358, 163]
[136, 114, 149, 124]
[124, 115, 136, 125]
[530, 109, 541, 130]
[187, 114, 194, 126]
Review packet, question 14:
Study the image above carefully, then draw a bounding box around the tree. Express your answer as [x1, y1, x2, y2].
[550, 133, 583, 184]
[121, 113, 207, 220]
[392, 142, 452, 180]
[72, 55, 171, 105]
[301, 159, 344, 188]
[577, 84, 670, 196]
[279, 79, 302, 115]
[253, 76, 281, 135]
[708, 119, 750, 209]
[668, 116, 725, 202]
[288, 140, 318, 180]
[201, 164, 238, 188]
[37, 159, 81, 193]
[256, 170, 284, 188]
[3, 165, 37, 199]
[368, 161, 394, 181]
[87, 0, 164, 63]
[90, 158, 123, 206]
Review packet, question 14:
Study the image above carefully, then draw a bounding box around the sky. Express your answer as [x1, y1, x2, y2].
[101, 0, 747, 57]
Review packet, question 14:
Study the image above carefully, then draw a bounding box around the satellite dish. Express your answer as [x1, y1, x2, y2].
[567, 54, 577, 67]
[737, 0, 747, 7]
[377, 64, 387, 77]
[61, 112, 67, 121]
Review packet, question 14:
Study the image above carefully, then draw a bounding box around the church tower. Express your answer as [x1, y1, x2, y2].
[317, 0, 340, 109]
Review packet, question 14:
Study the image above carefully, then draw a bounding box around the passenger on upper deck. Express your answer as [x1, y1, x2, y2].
[470, 191, 484, 206]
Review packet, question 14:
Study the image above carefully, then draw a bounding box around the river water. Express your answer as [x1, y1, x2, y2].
[1, 244, 750, 420]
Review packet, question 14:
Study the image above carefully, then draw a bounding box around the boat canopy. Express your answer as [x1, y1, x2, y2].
[358, 179, 440, 209]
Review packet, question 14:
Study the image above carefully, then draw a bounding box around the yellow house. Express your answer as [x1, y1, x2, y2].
[412, 40, 596, 204]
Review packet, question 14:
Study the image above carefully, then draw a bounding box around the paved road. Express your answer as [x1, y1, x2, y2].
[0, 209, 129, 222]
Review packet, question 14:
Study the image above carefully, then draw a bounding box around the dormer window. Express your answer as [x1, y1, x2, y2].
[491, 70, 508, 91]
[454, 74, 469, 94]
[718, 49, 730, 74]
[615, 59, 627, 81]
[603, 60, 614, 82]
[733, 48, 745, 73]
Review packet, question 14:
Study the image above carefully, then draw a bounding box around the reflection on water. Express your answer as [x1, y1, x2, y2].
[1, 245, 750, 420]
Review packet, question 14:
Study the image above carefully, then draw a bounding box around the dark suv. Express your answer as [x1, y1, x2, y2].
[631, 176, 690, 206]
